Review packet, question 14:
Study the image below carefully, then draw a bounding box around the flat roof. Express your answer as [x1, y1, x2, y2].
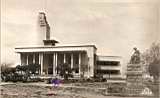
[15, 45, 97, 49]
[97, 55, 122, 58]
[43, 39, 59, 43]
[15, 45, 97, 52]
[97, 55, 122, 62]
[15, 45, 97, 53]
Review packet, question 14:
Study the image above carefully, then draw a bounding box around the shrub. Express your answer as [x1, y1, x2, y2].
[108, 83, 126, 94]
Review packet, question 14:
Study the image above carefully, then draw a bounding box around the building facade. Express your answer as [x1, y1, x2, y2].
[15, 12, 122, 78]
[96, 56, 123, 79]
[15, 45, 96, 78]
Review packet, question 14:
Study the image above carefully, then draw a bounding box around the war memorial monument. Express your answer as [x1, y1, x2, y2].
[126, 48, 143, 96]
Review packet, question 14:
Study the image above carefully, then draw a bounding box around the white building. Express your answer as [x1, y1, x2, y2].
[15, 12, 123, 79]
[96, 56, 123, 78]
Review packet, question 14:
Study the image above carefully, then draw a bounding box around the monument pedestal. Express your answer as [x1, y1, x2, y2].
[126, 64, 143, 96]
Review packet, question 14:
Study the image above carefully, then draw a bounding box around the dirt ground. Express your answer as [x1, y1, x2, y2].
[0, 82, 152, 98]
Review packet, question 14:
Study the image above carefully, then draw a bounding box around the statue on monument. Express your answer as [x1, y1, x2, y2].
[130, 47, 141, 64]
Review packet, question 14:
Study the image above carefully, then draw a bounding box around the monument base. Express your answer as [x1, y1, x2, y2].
[126, 64, 143, 96]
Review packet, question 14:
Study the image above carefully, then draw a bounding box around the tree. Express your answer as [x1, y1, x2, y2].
[1, 64, 16, 82]
[142, 42, 160, 83]
[28, 64, 40, 74]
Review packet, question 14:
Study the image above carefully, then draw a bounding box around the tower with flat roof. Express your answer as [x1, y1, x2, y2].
[38, 12, 58, 46]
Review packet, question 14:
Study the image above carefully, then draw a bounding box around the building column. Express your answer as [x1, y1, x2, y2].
[53, 53, 55, 76]
[33, 53, 35, 64]
[20, 54, 22, 65]
[39, 53, 41, 74]
[79, 53, 81, 75]
[71, 53, 74, 69]
[87, 57, 90, 78]
[40, 53, 43, 75]
[26, 54, 29, 65]
[39, 53, 41, 65]
[64, 53, 66, 63]
[55, 53, 58, 75]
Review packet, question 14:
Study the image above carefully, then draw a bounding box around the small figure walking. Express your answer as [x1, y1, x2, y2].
[52, 77, 61, 88]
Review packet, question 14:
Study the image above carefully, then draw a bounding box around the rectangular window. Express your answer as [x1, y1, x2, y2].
[97, 61, 119, 66]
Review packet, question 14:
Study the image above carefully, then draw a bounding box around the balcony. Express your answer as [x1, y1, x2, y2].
[103, 74, 122, 78]
[97, 65, 121, 70]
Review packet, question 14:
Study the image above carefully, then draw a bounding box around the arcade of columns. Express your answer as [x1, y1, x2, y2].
[23, 52, 82, 76]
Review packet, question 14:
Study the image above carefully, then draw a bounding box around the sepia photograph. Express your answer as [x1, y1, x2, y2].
[1, 0, 160, 98]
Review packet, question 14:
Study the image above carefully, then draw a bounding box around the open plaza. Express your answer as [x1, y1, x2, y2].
[0, 82, 151, 98]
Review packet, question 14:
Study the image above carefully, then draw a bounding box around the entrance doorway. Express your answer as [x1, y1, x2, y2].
[43, 53, 53, 75]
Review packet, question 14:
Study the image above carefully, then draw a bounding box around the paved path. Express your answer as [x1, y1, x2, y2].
[0, 82, 15, 86]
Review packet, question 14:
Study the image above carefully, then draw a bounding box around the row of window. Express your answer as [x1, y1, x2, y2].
[96, 70, 120, 74]
[97, 61, 120, 66]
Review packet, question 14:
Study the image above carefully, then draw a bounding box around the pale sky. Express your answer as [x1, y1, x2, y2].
[1, 0, 160, 67]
